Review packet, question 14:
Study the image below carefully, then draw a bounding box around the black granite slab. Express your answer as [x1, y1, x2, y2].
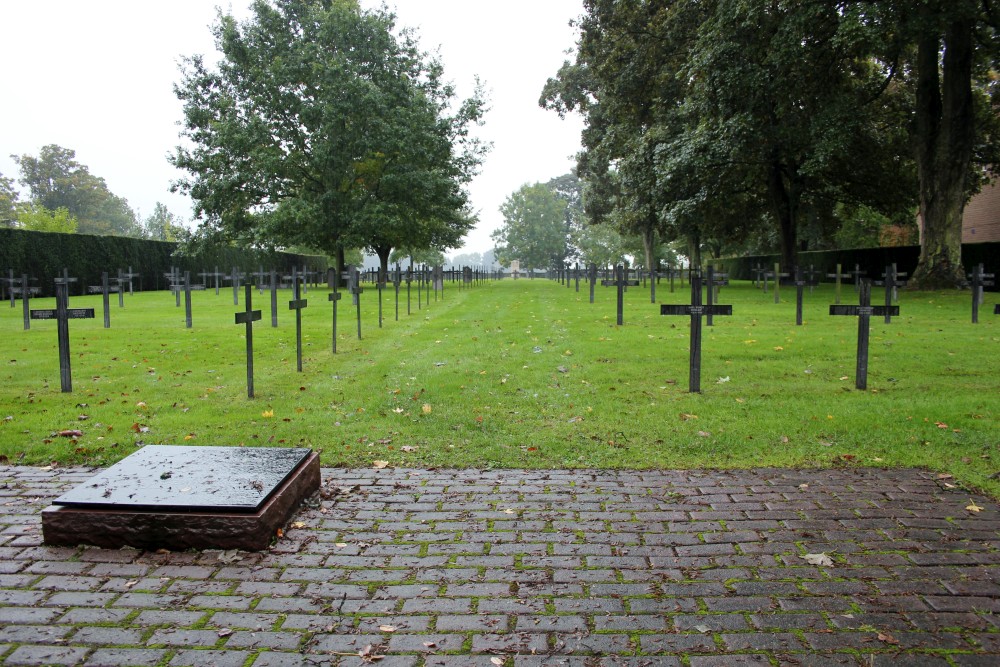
[52, 446, 312, 513]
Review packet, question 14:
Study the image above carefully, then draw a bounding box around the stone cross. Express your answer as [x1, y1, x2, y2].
[826, 263, 851, 305]
[602, 264, 640, 326]
[829, 279, 899, 390]
[782, 266, 819, 326]
[765, 264, 790, 304]
[30, 281, 94, 393]
[288, 267, 308, 372]
[234, 284, 262, 398]
[660, 273, 733, 393]
[968, 263, 995, 324]
[874, 264, 907, 323]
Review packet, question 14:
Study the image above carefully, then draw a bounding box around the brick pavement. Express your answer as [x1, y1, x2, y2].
[1, 465, 999, 666]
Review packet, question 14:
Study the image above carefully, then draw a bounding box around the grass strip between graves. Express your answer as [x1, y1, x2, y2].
[0, 278, 997, 497]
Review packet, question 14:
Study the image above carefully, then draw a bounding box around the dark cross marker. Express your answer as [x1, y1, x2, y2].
[588, 263, 597, 303]
[288, 267, 307, 372]
[406, 265, 413, 315]
[660, 273, 733, 393]
[803, 265, 821, 294]
[874, 264, 907, 323]
[968, 263, 994, 324]
[30, 281, 94, 393]
[21, 274, 31, 330]
[4, 269, 16, 308]
[269, 269, 279, 328]
[114, 270, 125, 307]
[827, 263, 851, 305]
[234, 284, 262, 398]
[121, 266, 140, 295]
[350, 266, 364, 339]
[781, 266, 818, 326]
[849, 264, 866, 292]
[602, 264, 640, 325]
[166, 267, 181, 307]
[329, 287, 342, 354]
[183, 272, 193, 328]
[752, 263, 765, 289]
[254, 266, 267, 294]
[393, 264, 401, 322]
[704, 266, 728, 326]
[995, 304, 1000, 315]
[231, 267, 242, 306]
[102, 272, 113, 328]
[829, 279, 899, 391]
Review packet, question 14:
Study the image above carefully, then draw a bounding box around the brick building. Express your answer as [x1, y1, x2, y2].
[961, 180, 1000, 242]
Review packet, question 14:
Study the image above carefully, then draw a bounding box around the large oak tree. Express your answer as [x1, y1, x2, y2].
[171, 0, 486, 276]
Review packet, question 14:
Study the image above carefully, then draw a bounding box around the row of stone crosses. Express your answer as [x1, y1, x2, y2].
[549, 261, 996, 393]
[2, 263, 496, 397]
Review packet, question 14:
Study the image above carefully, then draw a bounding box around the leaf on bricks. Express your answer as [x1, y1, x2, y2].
[801, 553, 835, 566]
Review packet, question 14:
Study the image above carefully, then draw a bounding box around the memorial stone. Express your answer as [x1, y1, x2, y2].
[42, 445, 320, 551]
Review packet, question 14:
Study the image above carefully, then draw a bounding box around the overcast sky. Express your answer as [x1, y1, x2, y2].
[0, 0, 585, 256]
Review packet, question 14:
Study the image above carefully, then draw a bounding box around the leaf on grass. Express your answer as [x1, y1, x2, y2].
[261, 410, 274, 418]
[679, 413, 698, 421]
[801, 553, 835, 567]
[372, 460, 389, 469]
[716, 376, 730, 383]
[697, 430, 711, 438]
[392, 408, 405, 414]
[57, 430, 83, 438]
[400, 446, 417, 453]
[422, 404, 432, 415]
[935, 421, 948, 429]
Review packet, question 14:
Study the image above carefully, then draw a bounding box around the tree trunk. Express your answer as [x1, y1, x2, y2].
[641, 220, 655, 272]
[767, 159, 798, 270]
[374, 245, 391, 285]
[910, 9, 974, 290]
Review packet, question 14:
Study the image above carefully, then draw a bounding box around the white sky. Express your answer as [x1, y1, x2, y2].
[0, 0, 584, 255]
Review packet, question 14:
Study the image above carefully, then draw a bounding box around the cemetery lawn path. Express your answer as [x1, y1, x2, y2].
[0, 279, 998, 496]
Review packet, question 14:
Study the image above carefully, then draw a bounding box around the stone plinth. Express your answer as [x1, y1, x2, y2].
[42, 446, 320, 551]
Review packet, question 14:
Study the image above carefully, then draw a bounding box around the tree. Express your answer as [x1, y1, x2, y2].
[16, 204, 78, 233]
[887, 0, 1000, 288]
[491, 182, 569, 270]
[11, 144, 141, 236]
[389, 247, 445, 267]
[0, 172, 18, 226]
[143, 202, 189, 241]
[171, 0, 486, 280]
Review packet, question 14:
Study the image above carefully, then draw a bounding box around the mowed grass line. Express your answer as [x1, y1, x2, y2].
[0, 278, 997, 496]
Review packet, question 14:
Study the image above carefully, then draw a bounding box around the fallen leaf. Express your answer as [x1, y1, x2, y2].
[935, 421, 948, 429]
[291, 521, 306, 529]
[378, 625, 396, 632]
[422, 404, 432, 415]
[697, 430, 711, 438]
[936, 473, 954, 480]
[217, 628, 233, 638]
[801, 553, 835, 566]
[400, 446, 417, 453]
[877, 632, 899, 645]
[491, 658, 505, 666]
[261, 410, 274, 418]
[372, 460, 389, 469]
[798, 484, 809, 490]
[392, 408, 405, 414]
[679, 413, 698, 421]
[966, 500, 984, 513]
[56, 430, 83, 438]
[693, 624, 712, 633]
[422, 641, 437, 648]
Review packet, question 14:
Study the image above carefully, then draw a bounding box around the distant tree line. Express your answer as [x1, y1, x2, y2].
[2, 144, 189, 242]
[537, 0, 1000, 289]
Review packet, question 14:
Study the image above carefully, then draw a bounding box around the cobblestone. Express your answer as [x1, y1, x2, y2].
[0, 465, 998, 665]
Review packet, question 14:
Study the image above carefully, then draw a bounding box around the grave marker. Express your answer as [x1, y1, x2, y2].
[968, 263, 995, 324]
[270, 269, 279, 327]
[829, 279, 899, 390]
[234, 284, 262, 398]
[849, 264, 866, 292]
[184, 272, 193, 328]
[765, 264, 790, 304]
[328, 287, 342, 353]
[602, 264, 640, 325]
[660, 273, 733, 393]
[30, 281, 94, 392]
[3, 269, 15, 307]
[393, 264, 401, 321]
[874, 264, 907, 323]
[704, 266, 728, 326]
[752, 263, 765, 289]
[781, 266, 818, 326]
[349, 265, 363, 339]
[288, 267, 307, 372]
[827, 263, 851, 305]
[21, 274, 31, 330]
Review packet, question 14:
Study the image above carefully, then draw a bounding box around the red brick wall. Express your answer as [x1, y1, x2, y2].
[962, 181, 1000, 243]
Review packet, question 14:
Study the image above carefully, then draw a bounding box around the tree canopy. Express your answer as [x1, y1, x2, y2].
[542, 0, 1000, 287]
[492, 181, 571, 270]
[171, 0, 487, 276]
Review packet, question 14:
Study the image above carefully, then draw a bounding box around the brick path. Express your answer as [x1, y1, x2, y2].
[2, 466, 999, 666]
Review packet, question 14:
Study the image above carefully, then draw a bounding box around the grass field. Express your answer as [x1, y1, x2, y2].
[1, 276, 997, 496]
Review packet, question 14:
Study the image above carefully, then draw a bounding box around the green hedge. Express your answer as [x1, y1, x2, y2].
[716, 242, 999, 291]
[0, 229, 328, 297]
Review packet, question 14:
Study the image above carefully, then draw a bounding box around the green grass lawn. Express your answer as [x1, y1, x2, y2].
[1, 277, 997, 495]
